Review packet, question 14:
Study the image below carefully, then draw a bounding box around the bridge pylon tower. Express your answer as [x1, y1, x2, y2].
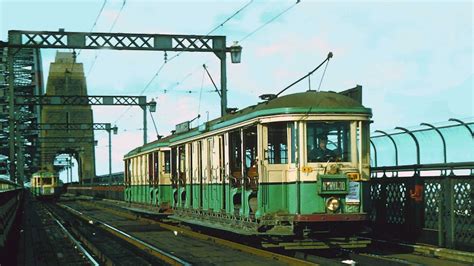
[40, 52, 95, 183]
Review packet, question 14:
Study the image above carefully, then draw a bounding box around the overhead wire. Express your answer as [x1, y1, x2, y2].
[192, 1, 301, 111]
[139, 0, 254, 96]
[205, 0, 254, 36]
[239, 0, 300, 43]
[87, 0, 127, 77]
[113, 0, 255, 124]
[72, 0, 108, 69]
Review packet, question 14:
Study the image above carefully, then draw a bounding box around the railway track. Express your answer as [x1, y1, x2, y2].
[58, 195, 473, 266]
[43, 202, 186, 265]
[58, 196, 315, 265]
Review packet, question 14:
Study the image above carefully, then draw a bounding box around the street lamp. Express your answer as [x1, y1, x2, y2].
[143, 99, 157, 144]
[148, 99, 157, 112]
[229, 41, 243, 64]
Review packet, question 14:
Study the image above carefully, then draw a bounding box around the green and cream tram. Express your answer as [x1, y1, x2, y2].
[31, 170, 60, 199]
[124, 88, 371, 239]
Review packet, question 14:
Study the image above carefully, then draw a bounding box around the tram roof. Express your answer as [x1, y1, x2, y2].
[125, 90, 372, 157]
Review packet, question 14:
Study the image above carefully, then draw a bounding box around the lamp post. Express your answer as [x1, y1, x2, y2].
[143, 99, 157, 144]
[217, 41, 242, 117]
[108, 125, 118, 185]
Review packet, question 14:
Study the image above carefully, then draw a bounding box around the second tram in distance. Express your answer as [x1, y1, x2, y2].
[124, 86, 372, 239]
[31, 170, 61, 199]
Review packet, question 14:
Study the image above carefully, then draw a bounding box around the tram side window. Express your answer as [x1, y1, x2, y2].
[229, 130, 242, 177]
[178, 145, 186, 180]
[153, 152, 159, 182]
[126, 159, 131, 183]
[267, 122, 288, 164]
[148, 153, 153, 183]
[163, 151, 171, 173]
[307, 122, 351, 162]
[244, 126, 258, 169]
[43, 178, 52, 185]
[171, 148, 177, 177]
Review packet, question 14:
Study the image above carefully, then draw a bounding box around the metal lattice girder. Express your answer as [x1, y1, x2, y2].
[8, 30, 226, 52]
[24, 123, 111, 131]
[15, 95, 146, 106]
[37, 137, 95, 143]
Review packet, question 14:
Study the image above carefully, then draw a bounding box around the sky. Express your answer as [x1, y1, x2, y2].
[1, 0, 472, 182]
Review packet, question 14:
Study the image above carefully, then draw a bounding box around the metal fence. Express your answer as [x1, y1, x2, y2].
[367, 161, 473, 251]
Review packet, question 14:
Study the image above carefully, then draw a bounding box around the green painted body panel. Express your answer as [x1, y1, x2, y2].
[257, 184, 289, 217]
[125, 181, 362, 216]
[126, 185, 173, 207]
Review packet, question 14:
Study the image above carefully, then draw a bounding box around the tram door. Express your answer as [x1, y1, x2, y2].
[261, 122, 291, 213]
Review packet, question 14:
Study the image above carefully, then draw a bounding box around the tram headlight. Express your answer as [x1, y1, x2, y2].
[326, 197, 341, 212]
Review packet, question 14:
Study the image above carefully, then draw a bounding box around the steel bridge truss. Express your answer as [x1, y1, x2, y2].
[8, 30, 225, 52]
[15, 95, 146, 106]
[24, 123, 113, 131]
[3, 29, 240, 183]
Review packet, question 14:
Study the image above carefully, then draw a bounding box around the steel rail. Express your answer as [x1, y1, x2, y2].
[59, 203, 191, 266]
[44, 205, 99, 266]
[100, 222, 191, 266]
[53, 220, 99, 266]
[80, 200, 316, 266]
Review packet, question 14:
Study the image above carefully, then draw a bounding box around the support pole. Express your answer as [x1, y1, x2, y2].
[219, 51, 227, 117]
[143, 106, 147, 144]
[108, 128, 112, 185]
[69, 155, 72, 183]
[7, 51, 15, 182]
[17, 133, 24, 186]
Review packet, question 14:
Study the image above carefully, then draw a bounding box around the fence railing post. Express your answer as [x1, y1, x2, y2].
[445, 172, 455, 248]
[437, 182, 445, 247]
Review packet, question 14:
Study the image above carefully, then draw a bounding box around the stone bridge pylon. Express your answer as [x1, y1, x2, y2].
[40, 52, 95, 183]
